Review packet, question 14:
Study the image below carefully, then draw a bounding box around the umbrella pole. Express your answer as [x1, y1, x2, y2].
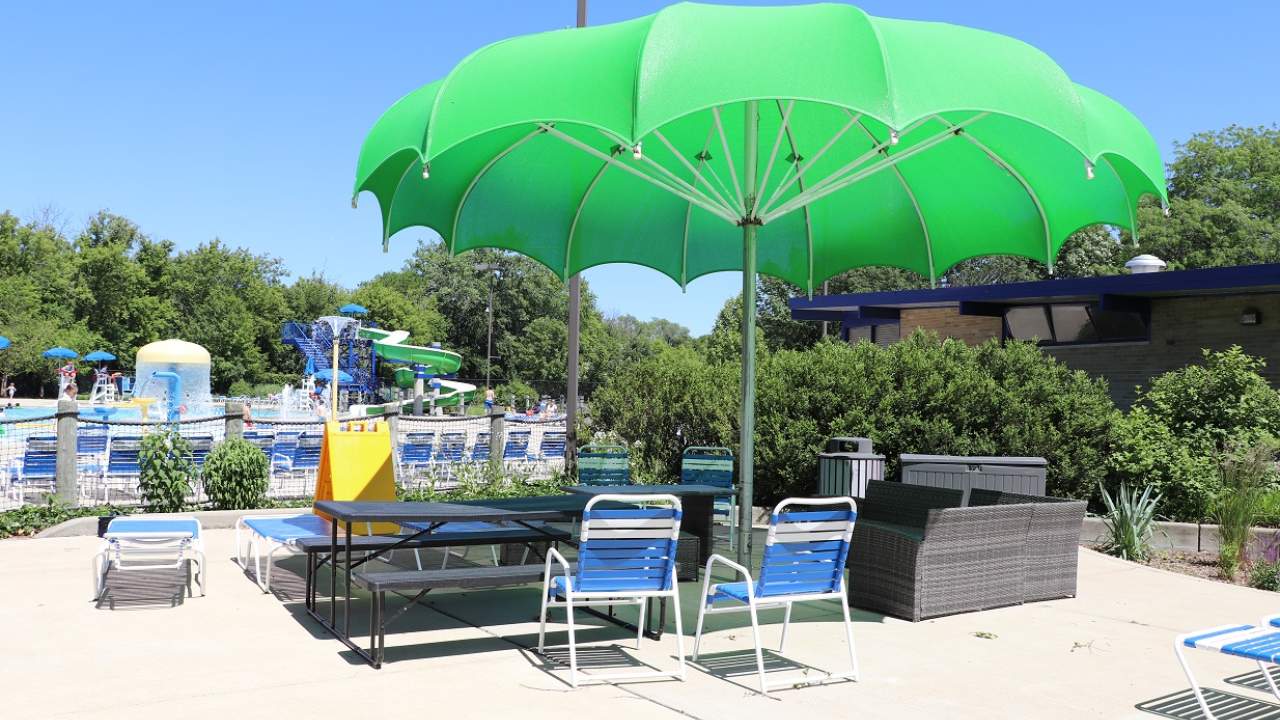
[736, 100, 759, 566]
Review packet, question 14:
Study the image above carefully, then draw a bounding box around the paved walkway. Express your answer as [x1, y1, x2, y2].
[3, 528, 1278, 719]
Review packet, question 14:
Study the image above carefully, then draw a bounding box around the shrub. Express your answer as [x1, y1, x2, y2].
[138, 429, 196, 512]
[203, 438, 270, 510]
[593, 331, 1115, 504]
[496, 380, 539, 411]
[1214, 437, 1280, 579]
[1106, 348, 1280, 522]
[1098, 482, 1162, 562]
[0, 500, 131, 539]
[1251, 532, 1280, 591]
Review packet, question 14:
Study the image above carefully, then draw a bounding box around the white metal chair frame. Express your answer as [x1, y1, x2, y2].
[93, 519, 206, 600]
[236, 513, 418, 592]
[693, 496, 859, 696]
[1174, 613, 1280, 719]
[538, 493, 687, 687]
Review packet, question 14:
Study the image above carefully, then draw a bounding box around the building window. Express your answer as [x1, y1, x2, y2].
[1004, 303, 1148, 345]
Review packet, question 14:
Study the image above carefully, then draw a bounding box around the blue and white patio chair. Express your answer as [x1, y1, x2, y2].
[187, 434, 214, 467]
[435, 432, 467, 464]
[537, 431, 567, 463]
[693, 496, 859, 695]
[681, 446, 736, 551]
[470, 432, 491, 462]
[1175, 614, 1280, 719]
[398, 432, 435, 482]
[503, 430, 532, 469]
[8, 435, 58, 502]
[538, 493, 687, 687]
[102, 436, 143, 503]
[93, 517, 206, 603]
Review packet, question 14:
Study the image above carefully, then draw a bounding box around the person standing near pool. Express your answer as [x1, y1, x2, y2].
[62, 381, 78, 404]
[484, 386, 495, 413]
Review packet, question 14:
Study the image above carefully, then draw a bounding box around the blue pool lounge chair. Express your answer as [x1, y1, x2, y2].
[694, 497, 859, 695]
[538, 493, 686, 687]
[236, 513, 333, 592]
[93, 517, 205, 603]
[1175, 615, 1280, 719]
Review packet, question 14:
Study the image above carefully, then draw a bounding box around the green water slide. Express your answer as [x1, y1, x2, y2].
[358, 327, 478, 407]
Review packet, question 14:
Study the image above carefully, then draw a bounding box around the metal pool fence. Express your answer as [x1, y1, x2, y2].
[0, 401, 567, 510]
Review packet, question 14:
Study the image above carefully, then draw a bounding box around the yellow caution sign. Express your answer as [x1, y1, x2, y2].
[313, 420, 398, 535]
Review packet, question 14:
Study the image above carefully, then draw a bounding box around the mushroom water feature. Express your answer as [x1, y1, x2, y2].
[132, 339, 214, 421]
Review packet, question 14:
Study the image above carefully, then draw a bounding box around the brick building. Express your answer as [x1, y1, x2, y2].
[790, 263, 1280, 407]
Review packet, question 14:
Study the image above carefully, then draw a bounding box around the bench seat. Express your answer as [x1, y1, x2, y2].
[353, 562, 573, 592]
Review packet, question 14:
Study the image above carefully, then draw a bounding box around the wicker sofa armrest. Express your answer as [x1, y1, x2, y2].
[848, 521, 924, 620]
[912, 504, 1034, 619]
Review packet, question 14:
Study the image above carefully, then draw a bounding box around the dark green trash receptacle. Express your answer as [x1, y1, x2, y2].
[817, 437, 884, 498]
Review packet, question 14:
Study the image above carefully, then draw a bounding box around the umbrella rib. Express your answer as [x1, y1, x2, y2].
[756, 99, 795, 209]
[652, 128, 738, 215]
[774, 99, 816, 294]
[952, 127, 1055, 273]
[1099, 156, 1140, 245]
[450, 128, 545, 253]
[764, 113, 989, 224]
[852, 118, 937, 287]
[760, 111, 861, 217]
[539, 123, 738, 224]
[712, 106, 746, 215]
[680, 131, 718, 290]
[619, 133, 739, 219]
[565, 161, 612, 280]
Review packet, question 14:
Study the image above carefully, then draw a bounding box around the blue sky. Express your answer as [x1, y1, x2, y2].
[3, 1, 1277, 335]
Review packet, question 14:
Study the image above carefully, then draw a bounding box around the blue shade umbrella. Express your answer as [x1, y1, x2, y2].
[42, 347, 79, 360]
[84, 350, 116, 362]
[339, 303, 369, 315]
[0, 336, 10, 350]
[313, 368, 354, 383]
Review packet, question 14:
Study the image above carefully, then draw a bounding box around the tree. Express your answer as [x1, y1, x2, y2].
[283, 274, 350, 326]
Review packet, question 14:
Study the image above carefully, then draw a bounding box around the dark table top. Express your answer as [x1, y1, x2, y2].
[561, 484, 730, 497]
[313, 499, 575, 524]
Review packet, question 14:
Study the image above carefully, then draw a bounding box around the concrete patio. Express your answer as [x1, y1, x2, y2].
[4, 527, 1278, 719]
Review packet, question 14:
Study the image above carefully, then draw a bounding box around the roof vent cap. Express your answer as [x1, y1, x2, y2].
[1125, 254, 1167, 274]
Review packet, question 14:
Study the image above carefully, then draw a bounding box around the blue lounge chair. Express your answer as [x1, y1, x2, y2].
[538, 431, 567, 463]
[693, 497, 859, 695]
[290, 433, 323, 475]
[102, 436, 143, 503]
[577, 444, 631, 486]
[502, 430, 531, 469]
[538, 493, 687, 687]
[242, 431, 274, 461]
[470, 432, 491, 462]
[8, 435, 57, 502]
[235, 513, 333, 592]
[398, 432, 435, 481]
[1175, 615, 1280, 719]
[435, 432, 467, 464]
[93, 517, 205, 604]
[186, 434, 214, 467]
[681, 446, 736, 551]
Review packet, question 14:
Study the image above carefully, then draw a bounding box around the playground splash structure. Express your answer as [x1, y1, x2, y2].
[281, 312, 477, 416]
[128, 339, 215, 422]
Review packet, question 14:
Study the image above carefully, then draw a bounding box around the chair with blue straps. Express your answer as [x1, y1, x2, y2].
[577, 444, 631, 486]
[398, 432, 435, 486]
[502, 430, 532, 470]
[681, 446, 736, 551]
[694, 496, 859, 695]
[538, 431, 567, 464]
[9, 435, 58, 502]
[470, 432, 491, 462]
[1176, 614, 1280, 719]
[538, 493, 687, 687]
[102, 436, 143, 503]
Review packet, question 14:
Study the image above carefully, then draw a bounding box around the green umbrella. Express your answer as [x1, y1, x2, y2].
[353, 2, 1167, 561]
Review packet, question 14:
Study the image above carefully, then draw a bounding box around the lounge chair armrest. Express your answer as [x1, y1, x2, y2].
[543, 546, 572, 580]
[703, 553, 755, 583]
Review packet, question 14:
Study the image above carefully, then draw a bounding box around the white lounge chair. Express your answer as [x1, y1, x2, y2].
[93, 517, 205, 603]
[693, 496, 859, 695]
[1175, 614, 1280, 719]
[236, 513, 333, 592]
[538, 493, 687, 687]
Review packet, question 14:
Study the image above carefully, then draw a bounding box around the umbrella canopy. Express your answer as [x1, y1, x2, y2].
[42, 347, 79, 360]
[0, 336, 9, 351]
[353, 2, 1166, 561]
[84, 350, 116, 362]
[313, 368, 355, 384]
[339, 303, 369, 315]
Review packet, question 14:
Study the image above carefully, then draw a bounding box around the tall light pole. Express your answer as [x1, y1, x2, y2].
[475, 262, 499, 392]
[565, 0, 587, 476]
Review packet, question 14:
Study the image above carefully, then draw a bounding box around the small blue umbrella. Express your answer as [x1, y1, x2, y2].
[339, 303, 369, 315]
[0, 336, 10, 350]
[313, 368, 354, 383]
[42, 347, 79, 360]
[84, 350, 116, 362]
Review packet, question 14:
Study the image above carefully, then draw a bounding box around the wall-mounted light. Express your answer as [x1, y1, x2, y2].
[1241, 308, 1262, 326]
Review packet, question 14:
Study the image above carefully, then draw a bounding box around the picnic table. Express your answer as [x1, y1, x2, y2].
[309, 499, 577, 667]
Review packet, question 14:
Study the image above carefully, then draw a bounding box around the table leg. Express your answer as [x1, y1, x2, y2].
[344, 521, 352, 637]
[682, 495, 714, 566]
[329, 517, 337, 626]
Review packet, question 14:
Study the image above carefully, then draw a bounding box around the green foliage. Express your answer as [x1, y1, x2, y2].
[0, 500, 131, 539]
[1214, 438, 1280, 580]
[227, 380, 282, 398]
[1098, 483, 1162, 562]
[1249, 560, 1280, 592]
[496, 379, 539, 410]
[1107, 348, 1280, 521]
[594, 331, 1113, 504]
[202, 438, 270, 510]
[137, 430, 196, 512]
[398, 464, 566, 502]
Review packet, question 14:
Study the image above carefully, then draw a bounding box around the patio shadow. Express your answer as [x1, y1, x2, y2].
[94, 565, 191, 610]
[1137, 688, 1280, 719]
[689, 648, 852, 694]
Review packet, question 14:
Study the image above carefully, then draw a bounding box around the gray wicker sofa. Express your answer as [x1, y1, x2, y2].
[968, 489, 1087, 602]
[849, 480, 1034, 621]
